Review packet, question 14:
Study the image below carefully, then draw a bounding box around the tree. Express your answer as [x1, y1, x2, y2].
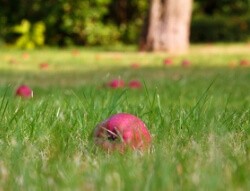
[139, 0, 193, 53]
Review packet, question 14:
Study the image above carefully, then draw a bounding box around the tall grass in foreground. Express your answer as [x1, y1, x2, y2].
[0, 48, 249, 190]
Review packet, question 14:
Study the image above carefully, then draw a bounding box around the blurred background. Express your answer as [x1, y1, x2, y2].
[0, 0, 250, 50]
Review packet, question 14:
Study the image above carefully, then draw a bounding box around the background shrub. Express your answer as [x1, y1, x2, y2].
[0, 0, 250, 47]
[12, 20, 45, 49]
[191, 16, 250, 42]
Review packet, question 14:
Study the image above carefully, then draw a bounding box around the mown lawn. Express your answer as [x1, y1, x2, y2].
[0, 44, 249, 191]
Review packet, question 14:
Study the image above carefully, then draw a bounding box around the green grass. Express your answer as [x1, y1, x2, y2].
[0, 44, 249, 191]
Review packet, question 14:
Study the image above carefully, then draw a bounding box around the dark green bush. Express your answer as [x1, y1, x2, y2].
[107, 0, 148, 44]
[0, 0, 148, 47]
[193, 0, 250, 16]
[0, 0, 121, 47]
[1, 0, 250, 47]
[191, 16, 250, 42]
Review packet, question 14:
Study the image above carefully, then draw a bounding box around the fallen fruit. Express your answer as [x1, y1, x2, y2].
[240, 59, 250, 66]
[128, 80, 142, 89]
[93, 113, 151, 152]
[107, 79, 125, 89]
[39, 62, 49, 69]
[22, 53, 30, 60]
[181, 59, 191, 67]
[163, 58, 173, 66]
[131, 63, 140, 69]
[15, 85, 33, 98]
[71, 49, 80, 56]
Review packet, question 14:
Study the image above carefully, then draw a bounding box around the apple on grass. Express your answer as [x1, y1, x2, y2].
[15, 85, 33, 98]
[240, 59, 250, 66]
[181, 59, 191, 67]
[22, 53, 30, 60]
[39, 62, 49, 69]
[71, 49, 80, 56]
[128, 80, 142, 89]
[130, 63, 140, 69]
[93, 113, 151, 152]
[163, 58, 173, 66]
[107, 79, 125, 89]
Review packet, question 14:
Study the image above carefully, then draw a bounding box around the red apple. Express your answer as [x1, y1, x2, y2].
[181, 59, 191, 67]
[93, 113, 151, 152]
[71, 49, 80, 56]
[131, 63, 140, 69]
[240, 59, 250, 66]
[22, 53, 30, 60]
[206, 43, 213, 47]
[39, 62, 49, 69]
[163, 58, 173, 66]
[15, 85, 33, 98]
[128, 80, 142, 89]
[107, 79, 125, 89]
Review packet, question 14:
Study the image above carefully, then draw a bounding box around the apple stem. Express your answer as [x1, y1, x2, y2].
[101, 126, 118, 141]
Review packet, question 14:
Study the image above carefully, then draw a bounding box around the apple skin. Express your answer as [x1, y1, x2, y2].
[128, 80, 142, 89]
[107, 79, 125, 89]
[93, 113, 151, 152]
[22, 53, 30, 60]
[16, 85, 33, 98]
[240, 59, 249, 66]
[71, 49, 80, 56]
[39, 62, 49, 69]
[181, 59, 191, 67]
[163, 58, 173, 66]
[131, 63, 140, 69]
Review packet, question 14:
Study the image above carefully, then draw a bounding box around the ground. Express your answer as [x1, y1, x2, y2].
[0, 44, 249, 190]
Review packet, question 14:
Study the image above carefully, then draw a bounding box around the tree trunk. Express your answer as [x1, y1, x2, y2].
[139, 0, 193, 53]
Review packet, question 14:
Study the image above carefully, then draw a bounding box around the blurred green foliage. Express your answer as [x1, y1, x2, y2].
[192, 0, 250, 43]
[12, 19, 45, 49]
[191, 16, 250, 42]
[0, 0, 250, 47]
[0, 0, 148, 47]
[193, 0, 250, 16]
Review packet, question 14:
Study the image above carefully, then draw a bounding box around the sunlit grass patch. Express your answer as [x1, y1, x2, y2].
[0, 44, 249, 190]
